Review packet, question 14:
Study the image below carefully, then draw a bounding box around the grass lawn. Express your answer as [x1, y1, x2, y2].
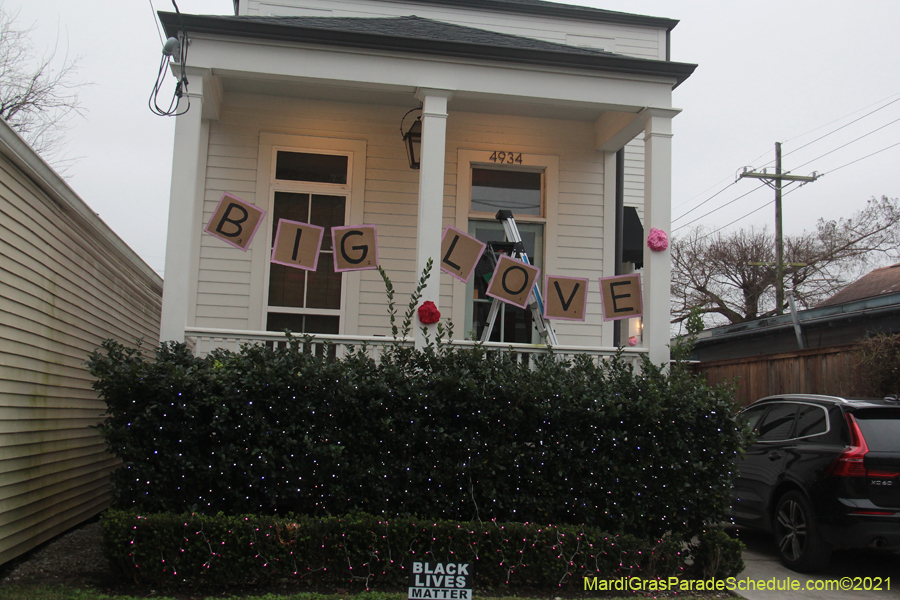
[0, 587, 734, 600]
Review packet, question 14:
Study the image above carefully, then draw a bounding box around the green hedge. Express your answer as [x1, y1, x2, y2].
[101, 510, 743, 589]
[88, 338, 744, 540]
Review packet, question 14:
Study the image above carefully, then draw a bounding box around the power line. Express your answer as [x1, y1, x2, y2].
[672, 183, 767, 232]
[783, 95, 900, 158]
[783, 90, 900, 145]
[672, 180, 738, 222]
[148, 0, 165, 46]
[792, 113, 900, 170]
[823, 139, 900, 176]
[699, 185, 804, 241]
[673, 93, 900, 233]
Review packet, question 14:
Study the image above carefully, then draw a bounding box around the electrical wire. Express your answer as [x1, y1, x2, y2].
[148, 0, 165, 46]
[783, 90, 900, 146]
[821, 139, 900, 176]
[149, 0, 190, 117]
[672, 183, 767, 232]
[675, 93, 900, 233]
[672, 180, 738, 222]
[783, 95, 900, 158]
[698, 185, 803, 240]
[790, 114, 900, 171]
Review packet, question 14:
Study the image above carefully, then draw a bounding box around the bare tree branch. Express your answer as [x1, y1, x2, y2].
[672, 196, 900, 327]
[0, 4, 85, 169]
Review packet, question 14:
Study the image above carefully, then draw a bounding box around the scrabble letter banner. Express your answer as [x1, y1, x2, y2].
[333, 224, 379, 272]
[544, 275, 589, 321]
[204, 193, 266, 251]
[599, 274, 643, 321]
[440, 226, 486, 283]
[271, 220, 324, 271]
[486, 254, 540, 310]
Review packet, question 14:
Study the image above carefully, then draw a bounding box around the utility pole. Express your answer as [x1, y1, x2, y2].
[739, 142, 819, 314]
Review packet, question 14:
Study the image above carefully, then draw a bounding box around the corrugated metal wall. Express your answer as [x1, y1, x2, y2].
[0, 129, 162, 565]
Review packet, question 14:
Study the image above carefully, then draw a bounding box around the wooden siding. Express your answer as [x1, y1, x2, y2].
[196, 93, 611, 345]
[692, 345, 871, 408]
[245, 0, 666, 59]
[0, 145, 162, 565]
[623, 137, 645, 220]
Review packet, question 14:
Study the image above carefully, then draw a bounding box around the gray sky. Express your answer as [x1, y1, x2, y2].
[10, 0, 900, 277]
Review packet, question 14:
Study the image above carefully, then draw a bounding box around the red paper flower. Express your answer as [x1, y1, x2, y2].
[647, 227, 669, 251]
[628, 336, 638, 347]
[417, 301, 441, 325]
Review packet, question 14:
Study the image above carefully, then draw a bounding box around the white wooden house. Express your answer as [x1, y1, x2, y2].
[0, 120, 162, 564]
[158, 0, 694, 365]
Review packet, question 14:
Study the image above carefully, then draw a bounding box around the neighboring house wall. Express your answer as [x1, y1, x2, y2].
[0, 121, 163, 565]
[192, 94, 611, 345]
[239, 0, 668, 59]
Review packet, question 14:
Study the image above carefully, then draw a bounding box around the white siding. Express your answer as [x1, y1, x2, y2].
[623, 136, 645, 221]
[196, 93, 609, 346]
[243, 0, 666, 59]
[0, 140, 162, 565]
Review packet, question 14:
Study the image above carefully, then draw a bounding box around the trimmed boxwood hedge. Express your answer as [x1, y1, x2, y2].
[88, 336, 745, 540]
[101, 510, 742, 589]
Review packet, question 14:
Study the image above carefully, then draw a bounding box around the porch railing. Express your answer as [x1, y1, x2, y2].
[184, 326, 646, 368]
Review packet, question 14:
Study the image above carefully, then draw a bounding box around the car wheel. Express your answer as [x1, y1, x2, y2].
[773, 491, 832, 572]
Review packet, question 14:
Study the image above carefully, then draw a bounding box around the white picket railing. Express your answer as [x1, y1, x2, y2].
[184, 326, 646, 368]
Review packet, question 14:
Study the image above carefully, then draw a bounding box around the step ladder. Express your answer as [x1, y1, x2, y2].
[480, 210, 558, 345]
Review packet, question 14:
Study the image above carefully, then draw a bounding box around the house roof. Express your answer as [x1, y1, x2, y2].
[231, 0, 680, 31]
[0, 119, 163, 290]
[817, 263, 900, 307]
[159, 13, 696, 86]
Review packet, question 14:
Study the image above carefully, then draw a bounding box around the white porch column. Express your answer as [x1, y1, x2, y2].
[414, 88, 453, 349]
[159, 88, 207, 343]
[641, 110, 675, 366]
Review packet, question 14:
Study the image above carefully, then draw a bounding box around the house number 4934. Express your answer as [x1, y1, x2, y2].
[489, 151, 523, 164]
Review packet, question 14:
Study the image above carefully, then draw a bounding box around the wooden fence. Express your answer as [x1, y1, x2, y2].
[690, 345, 872, 408]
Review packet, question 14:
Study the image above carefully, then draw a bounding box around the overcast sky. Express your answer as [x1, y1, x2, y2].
[9, 0, 900, 277]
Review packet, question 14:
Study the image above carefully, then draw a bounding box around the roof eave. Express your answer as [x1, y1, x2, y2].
[397, 0, 679, 31]
[160, 13, 696, 87]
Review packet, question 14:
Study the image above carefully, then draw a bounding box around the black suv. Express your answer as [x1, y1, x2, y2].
[731, 394, 900, 572]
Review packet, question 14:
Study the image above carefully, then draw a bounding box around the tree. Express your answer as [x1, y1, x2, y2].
[672, 196, 900, 328]
[0, 4, 83, 164]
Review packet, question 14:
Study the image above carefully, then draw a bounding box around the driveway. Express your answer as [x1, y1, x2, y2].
[731, 527, 899, 600]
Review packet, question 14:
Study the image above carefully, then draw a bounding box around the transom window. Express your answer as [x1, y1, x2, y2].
[470, 168, 543, 217]
[275, 151, 348, 185]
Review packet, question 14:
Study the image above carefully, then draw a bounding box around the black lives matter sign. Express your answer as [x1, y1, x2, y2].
[408, 561, 472, 600]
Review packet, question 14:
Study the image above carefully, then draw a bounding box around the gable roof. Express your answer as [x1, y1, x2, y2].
[231, 0, 680, 30]
[817, 263, 900, 307]
[160, 13, 696, 86]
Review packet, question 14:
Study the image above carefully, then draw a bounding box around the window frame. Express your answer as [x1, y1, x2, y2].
[251, 134, 366, 334]
[451, 149, 559, 335]
[749, 401, 832, 443]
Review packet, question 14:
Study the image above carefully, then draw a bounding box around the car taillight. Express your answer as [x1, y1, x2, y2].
[828, 413, 900, 478]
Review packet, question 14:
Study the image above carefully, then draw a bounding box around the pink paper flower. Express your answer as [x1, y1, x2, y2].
[417, 301, 441, 325]
[628, 336, 638, 347]
[647, 227, 669, 251]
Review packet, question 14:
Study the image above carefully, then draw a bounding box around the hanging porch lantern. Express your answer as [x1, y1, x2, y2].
[400, 107, 422, 170]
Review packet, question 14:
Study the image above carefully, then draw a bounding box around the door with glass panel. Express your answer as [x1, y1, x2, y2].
[466, 167, 544, 343]
[266, 150, 348, 335]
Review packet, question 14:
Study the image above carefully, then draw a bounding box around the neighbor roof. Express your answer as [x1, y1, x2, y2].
[159, 13, 696, 86]
[818, 263, 900, 307]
